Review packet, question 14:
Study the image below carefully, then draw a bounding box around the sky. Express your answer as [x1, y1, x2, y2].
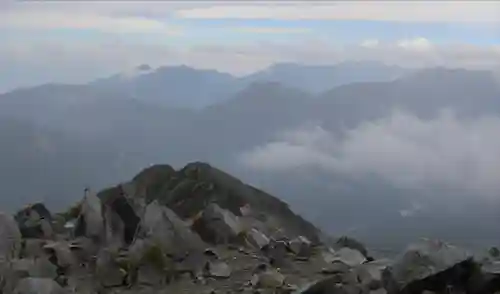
[1, 1, 500, 92]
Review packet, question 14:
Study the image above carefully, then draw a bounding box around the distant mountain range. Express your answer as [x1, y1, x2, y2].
[1, 62, 500, 251]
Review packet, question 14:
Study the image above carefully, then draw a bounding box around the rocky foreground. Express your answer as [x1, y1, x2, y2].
[1, 162, 500, 294]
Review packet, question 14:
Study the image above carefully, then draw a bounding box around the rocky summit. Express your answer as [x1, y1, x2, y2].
[1, 162, 500, 294]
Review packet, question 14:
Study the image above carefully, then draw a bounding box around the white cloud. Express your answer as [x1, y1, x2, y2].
[230, 27, 311, 34]
[397, 37, 434, 52]
[0, 3, 182, 35]
[175, 1, 500, 23]
[238, 110, 500, 199]
[360, 39, 380, 48]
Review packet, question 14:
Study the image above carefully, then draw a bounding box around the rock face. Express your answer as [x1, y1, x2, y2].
[15, 203, 53, 239]
[0, 212, 22, 260]
[2, 162, 500, 294]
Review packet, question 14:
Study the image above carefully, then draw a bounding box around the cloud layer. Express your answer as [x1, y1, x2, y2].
[238, 110, 500, 199]
[176, 2, 500, 22]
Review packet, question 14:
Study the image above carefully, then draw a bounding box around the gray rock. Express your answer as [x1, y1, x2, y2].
[289, 236, 312, 258]
[43, 241, 76, 269]
[354, 259, 391, 290]
[74, 191, 104, 241]
[383, 239, 473, 294]
[192, 203, 242, 245]
[15, 204, 53, 240]
[138, 201, 205, 259]
[95, 249, 126, 288]
[205, 260, 231, 278]
[251, 268, 285, 289]
[0, 212, 22, 260]
[246, 228, 270, 250]
[13, 278, 65, 294]
[329, 248, 366, 267]
[262, 240, 290, 268]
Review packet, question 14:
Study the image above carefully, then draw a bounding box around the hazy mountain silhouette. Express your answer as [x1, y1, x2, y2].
[1, 64, 499, 251]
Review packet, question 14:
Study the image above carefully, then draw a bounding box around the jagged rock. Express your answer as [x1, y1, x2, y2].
[382, 239, 474, 294]
[13, 278, 65, 294]
[204, 260, 231, 278]
[192, 203, 242, 245]
[289, 236, 312, 259]
[164, 162, 322, 244]
[74, 190, 104, 241]
[0, 212, 22, 260]
[328, 248, 366, 267]
[136, 200, 205, 260]
[245, 228, 270, 250]
[99, 185, 141, 247]
[15, 203, 54, 240]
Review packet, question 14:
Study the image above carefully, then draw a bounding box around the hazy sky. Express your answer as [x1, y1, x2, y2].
[1, 1, 500, 91]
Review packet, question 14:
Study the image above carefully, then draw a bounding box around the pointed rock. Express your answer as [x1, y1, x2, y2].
[192, 203, 242, 245]
[0, 212, 22, 260]
[138, 200, 205, 259]
[74, 190, 104, 241]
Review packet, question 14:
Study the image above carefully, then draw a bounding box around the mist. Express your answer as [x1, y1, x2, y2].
[239, 109, 500, 201]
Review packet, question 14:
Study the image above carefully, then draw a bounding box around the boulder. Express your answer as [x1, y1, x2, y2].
[251, 268, 285, 289]
[13, 278, 65, 294]
[354, 259, 392, 290]
[192, 203, 242, 245]
[245, 228, 270, 250]
[74, 190, 104, 241]
[137, 201, 205, 260]
[99, 185, 142, 247]
[289, 236, 313, 259]
[262, 240, 290, 268]
[204, 260, 231, 278]
[0, 212, 22, 260]
[382, 239, 474, 294]
[15, 203, 53, 239]
[328, 248, 366, 267]
[43, 241, 76, 270]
